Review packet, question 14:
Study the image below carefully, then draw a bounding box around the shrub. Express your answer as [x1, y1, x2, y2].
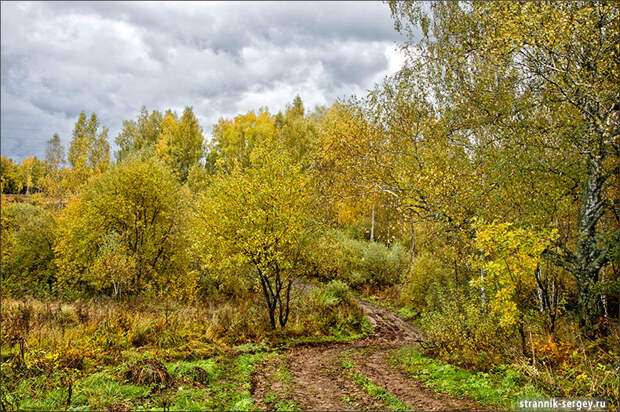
[55, 157, 197, 300]
[305, 230, 408, 290]
[197, 263, 255, 300]
[419, 294, 516, 370]
[289, 284, 366, 338]
[400, 251, 451, 311]
[1, 202, 58, 297]
[1, 302, 34, 360]
[350, 239, 407, 288]
[325, 280, 351, 304]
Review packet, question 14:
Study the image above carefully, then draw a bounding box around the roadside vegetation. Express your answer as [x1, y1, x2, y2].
[390, 346, 544, 410]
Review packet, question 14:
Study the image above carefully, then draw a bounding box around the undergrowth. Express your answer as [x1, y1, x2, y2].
[0, 284, 365, 410]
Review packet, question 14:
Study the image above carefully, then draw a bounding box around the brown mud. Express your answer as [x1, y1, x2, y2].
[251, 291, 483, 411]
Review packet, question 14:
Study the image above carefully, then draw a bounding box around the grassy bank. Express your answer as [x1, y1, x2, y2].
[390, 345, 547, 410]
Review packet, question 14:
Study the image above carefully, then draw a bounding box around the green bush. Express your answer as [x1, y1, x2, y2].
[400, 251, 451, 311]
[55, 157, 196, 299]
[197, 263, 255, 299]
[291, 284, 366, 339]
[305, 230, 408, 290]
[1, 202, 58, 297]
[348, 239, 407, 288]
[325, 280, 351, 304]
[419, 294, 515, 370]
[403, 269, 519, 369]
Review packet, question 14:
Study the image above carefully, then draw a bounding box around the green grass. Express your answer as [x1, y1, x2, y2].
[167, 388, 209, 411]
[4, 369, 151, 411]
[1, 352, 273, 411]
[182, 352, 270, 411]
[274, 364, 292, 383]
[73, 371, 150, 409]
[274, 399, 300, 411]
[263, 390, 300, 412]
[396, 306, 419, 320]
[284, 332, 364, 346]
[390, 346, 546, 409]
[264, 391, 278, 403]
[167, 358, 219, 382]
[351, 373, 410, 411]
[234, 340, 270, 353]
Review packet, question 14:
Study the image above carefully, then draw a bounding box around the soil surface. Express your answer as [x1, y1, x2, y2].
[251, 291, 483, 411]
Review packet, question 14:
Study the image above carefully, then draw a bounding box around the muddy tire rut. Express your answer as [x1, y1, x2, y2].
[251, 294, 482, 411]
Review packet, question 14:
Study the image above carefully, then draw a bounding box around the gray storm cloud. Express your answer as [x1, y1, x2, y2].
[1, 1, 408, 161]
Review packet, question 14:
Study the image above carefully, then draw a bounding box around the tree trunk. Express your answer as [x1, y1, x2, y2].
[112, 281, 119, 299]
[409, 216, 415, 274]
[259, 272, 277, 329]
[57, 179, 63, 209]
[518, 322, 527, 357]
[278, 279, 293, 328]
[256, 261, 294, 330]
[370, 204, 375, 242]
[550, 278, 558, 333]
[537, 286, 544, 313]
[601, 271, 609, 324]
[480, 267, 486, 308]
[575, 155, 608, 333]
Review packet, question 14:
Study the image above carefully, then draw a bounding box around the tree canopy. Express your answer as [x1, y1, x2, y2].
[55, 156, 196, 299]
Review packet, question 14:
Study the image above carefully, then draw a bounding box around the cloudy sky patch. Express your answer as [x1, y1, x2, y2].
[1, 1, 407, 160]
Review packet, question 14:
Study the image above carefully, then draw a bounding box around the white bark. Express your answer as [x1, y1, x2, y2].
[370, 204, 375, 242]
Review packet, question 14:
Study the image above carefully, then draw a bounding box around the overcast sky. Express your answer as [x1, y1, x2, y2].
[1, 1, 407, 161]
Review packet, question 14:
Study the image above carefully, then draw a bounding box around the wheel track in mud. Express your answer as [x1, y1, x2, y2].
[251, 288, 484, 411]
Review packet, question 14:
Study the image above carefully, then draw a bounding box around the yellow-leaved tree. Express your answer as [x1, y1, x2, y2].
[388, 0, 619, 332]
[193, 139, 317, 329]
[155, 107, 205, 182]
[55, 156, 196, 300]
[66, 112, 110, 192]
[209, 109, 277, 168]
[470, 221, 557, 352]
[115, 106, 164, 162]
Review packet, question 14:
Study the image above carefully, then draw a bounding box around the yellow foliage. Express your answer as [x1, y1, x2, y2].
[470, 221, 557, 327]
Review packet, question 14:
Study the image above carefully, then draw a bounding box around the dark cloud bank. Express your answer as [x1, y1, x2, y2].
[1, 1, 407, 160]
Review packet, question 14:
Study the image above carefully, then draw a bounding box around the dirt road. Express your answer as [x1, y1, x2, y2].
[251, 295, 482, 411]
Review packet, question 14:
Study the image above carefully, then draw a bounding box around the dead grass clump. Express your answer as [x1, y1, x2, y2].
[123, 359, 173, 388]
[73, 301, 90, 324]
[106, 402, 132, 411]
[190, 366, 210, 385]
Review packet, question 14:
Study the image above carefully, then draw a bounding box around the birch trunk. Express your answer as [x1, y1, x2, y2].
[370, 204, 375, 242]
[409, 216, 415, 274]
[575, 155, 608, 331]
